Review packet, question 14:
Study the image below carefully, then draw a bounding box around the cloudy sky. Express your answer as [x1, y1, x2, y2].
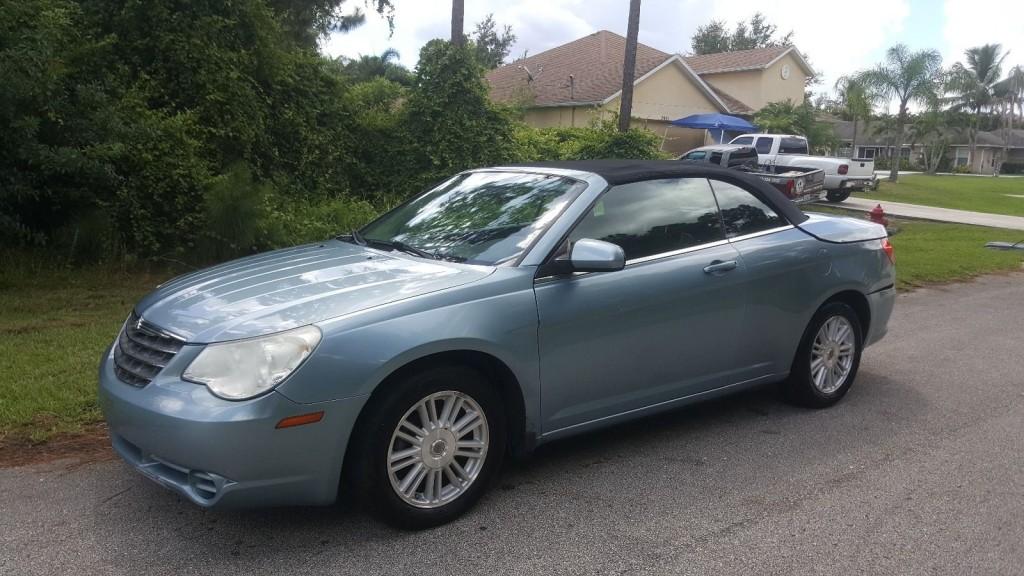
[322, 0, 1024, 108]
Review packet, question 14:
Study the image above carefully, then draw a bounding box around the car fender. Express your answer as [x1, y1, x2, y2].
[273, 268, 541, 433]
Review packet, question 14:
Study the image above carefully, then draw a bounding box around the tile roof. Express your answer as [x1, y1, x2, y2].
[705, 85, 753, 115]
[682, 46, 794, 74]
[486, 30, 671, 107]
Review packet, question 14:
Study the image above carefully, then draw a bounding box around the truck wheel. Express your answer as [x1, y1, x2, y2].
[825, 190, 850, 203]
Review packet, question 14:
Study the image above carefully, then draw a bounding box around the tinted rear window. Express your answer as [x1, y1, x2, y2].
[779, 137, 808, 154]
[708, 179, 785, 238]
[754, 137, 773, 154]
[730, 148, 758, 164]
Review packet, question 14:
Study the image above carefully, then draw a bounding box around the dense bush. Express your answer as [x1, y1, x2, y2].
[0, 1, 668, 265]
[999, 162, 1024, 175]
[873, 158, 922, 171]
[511, 118, 668, 162]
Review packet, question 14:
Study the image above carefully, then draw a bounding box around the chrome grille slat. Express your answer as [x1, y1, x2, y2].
[113, 312, 185, 388]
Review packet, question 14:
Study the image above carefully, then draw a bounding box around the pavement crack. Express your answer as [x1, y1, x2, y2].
[101, 486, 132, 504]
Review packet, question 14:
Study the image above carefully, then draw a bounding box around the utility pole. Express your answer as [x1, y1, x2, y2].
[618, 0, 642, 132]
[451, 0, 465, 46]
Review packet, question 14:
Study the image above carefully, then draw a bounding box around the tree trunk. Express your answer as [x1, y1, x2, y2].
[617, 0, 642, 132]
[890, 104, 907, 183]
[851, 119, 858, 159]
[969, 105, 979, 172]
[451, 0, 465, 46]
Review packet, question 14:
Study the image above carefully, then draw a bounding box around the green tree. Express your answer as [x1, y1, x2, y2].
[403, 40, 515, 189]
[470, 14, 516, 69]
[265, 0, 395, 46]
[833, 76, 875, 157]
[337, 48, 413, 85]
[752, 100, 836, 154]
[856, 44, 943, 182]
[691, 12, 793, 55]
[944, 44, 1008, 169]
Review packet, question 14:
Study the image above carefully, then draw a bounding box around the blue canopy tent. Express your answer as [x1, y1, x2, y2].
[669, 113, 757, 145]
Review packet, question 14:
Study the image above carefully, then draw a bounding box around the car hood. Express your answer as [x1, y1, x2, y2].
[135, 240, 494, 343]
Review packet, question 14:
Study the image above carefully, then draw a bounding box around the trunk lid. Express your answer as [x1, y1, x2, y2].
[798, 212, 888, 243]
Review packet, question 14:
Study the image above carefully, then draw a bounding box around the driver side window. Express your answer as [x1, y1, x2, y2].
[568, 178, 726, 262]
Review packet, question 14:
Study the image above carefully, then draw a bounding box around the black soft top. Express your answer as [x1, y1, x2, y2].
[509, 160, 809, 225]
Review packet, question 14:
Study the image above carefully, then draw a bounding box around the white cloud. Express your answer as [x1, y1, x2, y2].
[942, 0, 1024, 71]
[706, 0, 910, 95]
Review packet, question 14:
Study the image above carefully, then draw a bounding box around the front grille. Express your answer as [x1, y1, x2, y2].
[113, 312, 185, 387]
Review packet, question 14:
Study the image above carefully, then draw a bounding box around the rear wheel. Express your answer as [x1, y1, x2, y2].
[825, 189, 851, 203]
[783, 301, 863, 407]
[350, 364, 505, 529]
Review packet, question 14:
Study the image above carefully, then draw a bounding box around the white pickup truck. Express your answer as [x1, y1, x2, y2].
[729, 134, 876, 202]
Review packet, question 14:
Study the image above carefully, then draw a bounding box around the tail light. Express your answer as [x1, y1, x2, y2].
[881, 238, 895, 264]
[838, 164, 849, 175]
[785, 179, 795, 197]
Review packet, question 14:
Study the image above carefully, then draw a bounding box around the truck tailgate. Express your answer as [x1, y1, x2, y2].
[798, 212, 887, 243]
[846, 158, 875, 178]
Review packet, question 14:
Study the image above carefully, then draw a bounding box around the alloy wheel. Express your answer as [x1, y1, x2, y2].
[386, 390, 489, 509]
[809, 315, 856, 394]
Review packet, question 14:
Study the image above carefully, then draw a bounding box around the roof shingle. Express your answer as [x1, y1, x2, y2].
[486, 30, 671, 107]
[683, 46, 793, 75]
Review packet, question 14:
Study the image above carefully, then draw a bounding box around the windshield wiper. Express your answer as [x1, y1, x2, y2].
[366, 238, 439, 260]
[337, 229, 368, 246]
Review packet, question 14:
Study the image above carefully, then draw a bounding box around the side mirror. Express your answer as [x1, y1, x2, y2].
[568, 238, 625, 273]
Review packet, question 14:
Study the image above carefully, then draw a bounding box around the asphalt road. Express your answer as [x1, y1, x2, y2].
[3, 274, 1023, 575]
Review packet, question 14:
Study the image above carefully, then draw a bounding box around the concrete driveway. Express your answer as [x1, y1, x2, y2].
[3, 274, 1023, 576]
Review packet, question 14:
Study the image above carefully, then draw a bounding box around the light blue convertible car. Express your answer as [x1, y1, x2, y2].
[100, 161, 895, 528]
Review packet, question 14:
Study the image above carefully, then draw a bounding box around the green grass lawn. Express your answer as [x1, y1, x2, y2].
[0, 253, 169, 443]
[1, 220, 1022, 445]
[854, 174, 1024, 217]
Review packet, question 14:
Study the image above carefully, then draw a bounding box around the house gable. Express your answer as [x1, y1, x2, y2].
[604, 57, 724, 121]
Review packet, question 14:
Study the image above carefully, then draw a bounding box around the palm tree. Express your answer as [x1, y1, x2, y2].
[618, 0, 642, 132]
[992, 65, 1023, 175]
[857, 44, 943, 183]
[451, 0, 465, 46]
[944, 44, 1008, 170]
[834, 75, 875, 157]
[337, 49, 413, 86]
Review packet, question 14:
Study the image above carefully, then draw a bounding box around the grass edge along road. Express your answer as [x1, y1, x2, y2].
[1, 218, 1022, 451]
[855, 173, 1024, 217]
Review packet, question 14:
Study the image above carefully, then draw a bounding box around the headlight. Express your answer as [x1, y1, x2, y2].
[183, 325, 322, 400]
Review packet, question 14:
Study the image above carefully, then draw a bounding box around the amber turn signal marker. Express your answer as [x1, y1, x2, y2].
[275, 411, 324, 429]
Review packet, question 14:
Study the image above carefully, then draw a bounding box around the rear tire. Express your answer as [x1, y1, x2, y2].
[348, 364, 506, 530]
[783, 301, 863, 408]
[825, 189, 851, 203]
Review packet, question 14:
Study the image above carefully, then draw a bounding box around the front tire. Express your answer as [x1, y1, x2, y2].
[351, 364, 506, 529]
[783, 301, 863, 408]
[825, 189, 851, 203]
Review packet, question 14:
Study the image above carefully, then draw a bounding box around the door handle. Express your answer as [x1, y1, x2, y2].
[703, 259, 738, 274]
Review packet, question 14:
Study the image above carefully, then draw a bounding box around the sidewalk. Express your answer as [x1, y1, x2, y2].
[830, 196, 1024, 231]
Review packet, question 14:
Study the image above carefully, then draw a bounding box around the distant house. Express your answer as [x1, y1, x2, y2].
[486, 31, 813, 155]
[829, 120, 1024, 174]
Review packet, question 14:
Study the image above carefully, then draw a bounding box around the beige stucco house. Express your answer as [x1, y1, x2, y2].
[486, 31, 814, 155]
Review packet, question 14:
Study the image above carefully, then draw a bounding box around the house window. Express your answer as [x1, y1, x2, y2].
[900, 147, 911, 159]
[955, 148, 970, 167]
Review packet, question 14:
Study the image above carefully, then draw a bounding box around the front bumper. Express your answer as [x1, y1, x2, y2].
[99, 344, 368, 508]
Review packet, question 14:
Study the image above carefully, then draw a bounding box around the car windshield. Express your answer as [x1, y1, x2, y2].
[358, 171, 585, 266]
